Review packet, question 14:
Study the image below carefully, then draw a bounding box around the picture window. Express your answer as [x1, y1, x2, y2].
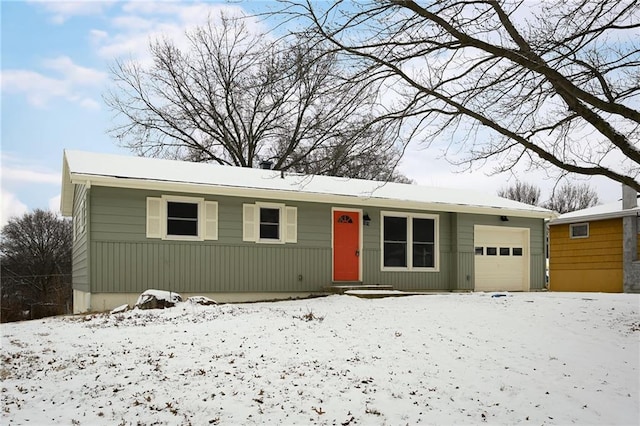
[381, 212, 438, 270]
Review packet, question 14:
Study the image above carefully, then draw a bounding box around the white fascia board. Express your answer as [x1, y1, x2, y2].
[60, 153, 74, 217]
[69, 173, 555, 219]
[550, 208, 640, 225]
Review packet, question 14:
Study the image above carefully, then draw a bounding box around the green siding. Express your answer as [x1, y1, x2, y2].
[72, 184, 89, 292]
[89, 187, 336, 293]
[90, 242, 330, 293]
[359, 206, 452, 290]
[85, 186, 546, 293]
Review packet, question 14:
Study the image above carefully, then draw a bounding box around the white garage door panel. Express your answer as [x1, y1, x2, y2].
[474, 225, 530, 292]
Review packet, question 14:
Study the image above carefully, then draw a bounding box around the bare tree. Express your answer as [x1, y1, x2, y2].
[542, 183, 600, 213]
[1, 210, 72, 322]
[106, 13, 410, 182]
[498, 182, 542, 206]
[279, 0, 640, 191]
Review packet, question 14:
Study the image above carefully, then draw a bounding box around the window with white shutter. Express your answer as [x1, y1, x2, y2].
[204, 201, 218, 240]
[146, 197, 162, 238]
[285, 206, 297, 243]
[243, 204, 257, 242]
[243, 203, 297, 244]
[146, 196, 217, 241]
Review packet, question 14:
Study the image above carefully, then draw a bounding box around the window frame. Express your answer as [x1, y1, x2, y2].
[380, 211, 439, 272]
[256, 202, 285, 244]
[569, 222, 589, 239]
[243, 202, 297, 244]
[146, 195, 218, 242]
[162, 195, 205, 241]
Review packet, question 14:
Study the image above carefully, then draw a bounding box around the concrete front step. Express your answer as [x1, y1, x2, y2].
[325, 284, 394, 294]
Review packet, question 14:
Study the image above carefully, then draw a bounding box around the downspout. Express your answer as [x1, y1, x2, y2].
[622, 185, 640, 293]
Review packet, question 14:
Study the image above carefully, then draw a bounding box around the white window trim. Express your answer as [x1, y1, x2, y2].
[380, 211, 440, 272]
[243, 202, 297, 244]
[146, 195, 218, 242]
[569, 222, 589, 239]
[162, 195, 205, 241]
[255, 202, 286, 244]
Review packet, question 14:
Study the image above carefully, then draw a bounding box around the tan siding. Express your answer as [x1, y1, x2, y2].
[549, 218, 623, 292]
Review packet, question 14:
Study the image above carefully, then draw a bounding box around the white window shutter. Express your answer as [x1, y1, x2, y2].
[146, 197, 162, 238]
[285, 206, 297, 243]
[204, 201, 218, 240]
[243, 204, 257, 242]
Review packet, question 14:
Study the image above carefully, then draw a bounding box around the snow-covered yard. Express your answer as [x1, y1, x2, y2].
[1, 292, 639, 425]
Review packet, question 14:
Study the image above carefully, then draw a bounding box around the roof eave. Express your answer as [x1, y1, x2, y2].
[68, 173, 554, 219]
[550, 208, 640, 225]
[60, 152, 74, 217]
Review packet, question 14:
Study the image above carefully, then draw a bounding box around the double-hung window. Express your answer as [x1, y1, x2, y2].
[381, 212, 438, 271]
[167, 201, 198, 236]
[259, 207, 281, 240]
[146, 196, 218, 241]
[243, 202, 297, 244]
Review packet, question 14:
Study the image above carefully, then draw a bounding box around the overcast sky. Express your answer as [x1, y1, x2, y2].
[0, 0, 623, 227]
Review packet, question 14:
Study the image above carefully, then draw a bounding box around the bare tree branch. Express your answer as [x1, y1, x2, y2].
[278, 0, 640, 191]
[105, 12, 410, 182]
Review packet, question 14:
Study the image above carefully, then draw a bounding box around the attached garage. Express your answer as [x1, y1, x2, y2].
[474, 225, 530, 291]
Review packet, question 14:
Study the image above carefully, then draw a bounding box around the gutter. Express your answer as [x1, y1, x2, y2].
[67, 172, 556, 220]
[550, 208, 640, 225]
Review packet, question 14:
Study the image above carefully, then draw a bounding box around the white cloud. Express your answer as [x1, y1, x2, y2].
[93, 2, 264, 62]
[399, 144, 623, 205]
[90, 29, 109, 41]
[42, 56, 107, 85]
[1, 70, 68, 107]
[1, 56, 106, 109]
[29, 0, 116, 24]
[2, 167, 61, 185]
[1, 154, 61, 185]
[49, 194, 62, 215]
[0, 190, 28, 228]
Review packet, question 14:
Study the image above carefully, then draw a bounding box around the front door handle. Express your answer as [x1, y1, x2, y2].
[355, 250, 360, 257]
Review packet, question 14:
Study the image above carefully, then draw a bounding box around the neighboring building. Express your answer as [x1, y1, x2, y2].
[548, 185, 640, 293]
[61, 151, 554, 313]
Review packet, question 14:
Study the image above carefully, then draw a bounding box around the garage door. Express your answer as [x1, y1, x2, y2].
[474, 225, 530, 291]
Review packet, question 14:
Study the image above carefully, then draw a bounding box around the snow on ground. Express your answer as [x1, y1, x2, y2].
[1, 292, 639, 425]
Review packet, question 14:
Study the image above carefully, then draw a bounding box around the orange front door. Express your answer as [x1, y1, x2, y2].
[333, 210, 360, 281]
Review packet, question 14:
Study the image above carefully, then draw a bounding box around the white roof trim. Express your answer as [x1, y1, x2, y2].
[61, 150, 556, 219]
[551, 206, 640, 225]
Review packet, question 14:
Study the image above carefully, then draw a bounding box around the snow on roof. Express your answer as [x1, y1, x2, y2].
[551, 196, 640, 225]
[61, 150, 554, 218]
